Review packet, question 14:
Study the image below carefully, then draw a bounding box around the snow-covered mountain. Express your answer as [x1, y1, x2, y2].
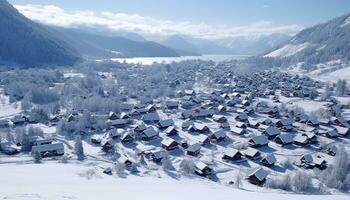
[265, 13, 350, 68]
[0, 0, 81, 67]
[221, 34, 291, 55]
[161, 35, 201, 56]
[53, 27, 180, 59]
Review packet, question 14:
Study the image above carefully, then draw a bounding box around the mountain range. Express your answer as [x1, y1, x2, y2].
[0, 0, 81, 67]
[265, 13, 350, 68]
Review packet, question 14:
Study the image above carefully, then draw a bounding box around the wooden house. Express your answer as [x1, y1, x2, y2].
[186, 143, 201, 156]
[247, 168, 268, 185]
[249, 135, 268, 147]
[222, 149, 242, 161]
[261, 154, 277, 167]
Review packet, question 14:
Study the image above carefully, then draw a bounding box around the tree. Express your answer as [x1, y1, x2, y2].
[74, 136, 85, 160]
[321, 145, 350, 191]
[114, 162, 126, 178]
[291, 171, 312, 192]
[161, 152, 174, 171]
[179, 158, 195, 176]
[33, 151, 42, 163]
[234, 167, 243, 188]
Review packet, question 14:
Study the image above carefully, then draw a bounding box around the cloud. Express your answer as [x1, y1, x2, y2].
[14, 4, 303, 39]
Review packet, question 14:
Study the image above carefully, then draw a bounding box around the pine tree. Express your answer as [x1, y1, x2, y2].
[33, 151, 42, 163]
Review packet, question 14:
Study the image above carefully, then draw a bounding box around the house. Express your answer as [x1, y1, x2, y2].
[108, 119, 129, 128]
[0, 120, 9, 128]
[120, 112, 130, 120]
[109, 128, 124, 139]
[101, 139, 116, 152]
[142, 112, 160, 124]
[261, 154, 277, 167]
[141, 127, 159, 141]
[145, 104, 157, 112]
[212, 115, 227, 123]
[197, 134, 210, 145]
[276, 118, 293, 131]
[192, 108, 214, 119]
[274, 133, 294, 146]
[121, 132, 134, 143]
[248, 168, 268, 185]
[161, 138, 179, 150]
[306, 118, 320, 127]
[67, 114, 75, 122]
[118, 156, 133, 167]
[222, 149, 242, 161]
[108, 112, 118, 120]
[0, 139, 19, 155]
[235, 121, 247, 129]
[325, 146, 337, 156]
[235, 113, 248, 122]
[321, 129, 338, 138]
[24, 115, 37, 124]
[33, 138, 53, 146]
[181, 110, 193, 119]
[293, 135, 309, 146]
[248, 119, 260, 128]
[244, 148, 261, 160]
[31, 143, 64, 157]
[182, 120, 194, 129]
[249, 135, 269, 147]
[90, 135, 102, 144]
[11, 115, 26, 125]
[230, 126, 246, 135]
[158, 119, 174, 129]
[301, 132, 317, 143]
[166, 101, 179, 109]
[220, 122, 230, 130]
[165, 126, 178, 136]
[209, 130, 226, 142]
[186, 143, 201, 156]
[195, 161, 213, 176]
[300, 154, 327, 169]
[262, 126, 281, 139]
[334, 126, 350, 137]
[150, 150, 165, 163]
[217, 105, 227, 112]
[188, 123, 210, 133]
[134, 123, 147, 133]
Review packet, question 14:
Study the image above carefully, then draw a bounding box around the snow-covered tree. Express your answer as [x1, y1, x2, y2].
[33, 151, 42, 163]
[291, 171, 312, 192]
[74, 136, 85, 160]
[179, 158, 195, 176]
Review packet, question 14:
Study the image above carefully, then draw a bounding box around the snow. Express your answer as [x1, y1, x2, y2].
[0, 163, 348, 200]
[0, 89, 21, 119]
[340, 16, 350, 27]
[265, 43, 309, 58]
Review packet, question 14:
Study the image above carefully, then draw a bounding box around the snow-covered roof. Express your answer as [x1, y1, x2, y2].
[248, 168, 268, 181]
[31, 143, 64, 153]
[249, 135, 268, 145]
[244, 147, 260, 157]
[187, 143, 201, 152]
[142, 127, 158, 138]
[161, 138, 177, 147]
[263, 154, 277, 164]
[263, 126, 281, 136]
[158, 119, 174, 128]
[275, 133, 294, 143]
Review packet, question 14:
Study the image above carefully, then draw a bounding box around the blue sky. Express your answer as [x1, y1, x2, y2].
[9, 0, 350, 39]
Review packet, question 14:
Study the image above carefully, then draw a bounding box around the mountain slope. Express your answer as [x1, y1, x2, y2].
[162, 35, 201, 56]
[53, 27, 179, 58]
[0, 0, 81, 67]
[265, 13, 350, 68]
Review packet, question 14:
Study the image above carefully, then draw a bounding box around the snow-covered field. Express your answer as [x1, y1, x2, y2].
[0, 163, 348, 200]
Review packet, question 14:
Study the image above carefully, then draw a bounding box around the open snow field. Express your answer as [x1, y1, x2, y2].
[0, 163, 348, 200]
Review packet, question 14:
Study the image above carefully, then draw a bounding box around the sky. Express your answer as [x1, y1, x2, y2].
[8, 0, 350, 39]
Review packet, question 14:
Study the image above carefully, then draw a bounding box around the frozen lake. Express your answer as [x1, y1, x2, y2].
[99, 54, 251, 65]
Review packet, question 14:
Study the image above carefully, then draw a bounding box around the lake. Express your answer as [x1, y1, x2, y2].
[104, 54, 251, 65]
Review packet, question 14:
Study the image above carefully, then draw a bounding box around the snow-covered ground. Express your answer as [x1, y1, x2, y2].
[0, 162, 348, 200]
[0, 88, 21, 119]
[265, 43, 309, 58]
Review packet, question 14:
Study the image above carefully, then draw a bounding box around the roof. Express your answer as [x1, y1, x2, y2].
[142, 112, 160, 122]
[187, 143, 201, 152]
[158, 119, 174, 128]
[211, 130, 226, 138]
[142, 127, 158, 138]
[244, 147, 259, 157]
[293, 134, 308, 143]
[161, 138, 177, 146]
[31, 143, 64, 153]
[231, 126, 244, 134]
[195, 161, 209, 170]
[223, 149, 241, 157]
[278, 118, 293, 126]
[264, 126, 281, 136]
[250, 135, 268, 145]
[263, 154, 277, 164]
[248, 168, 268, 181]
[275, 133, 294, 143]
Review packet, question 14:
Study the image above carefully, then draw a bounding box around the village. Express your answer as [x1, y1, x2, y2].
[0, 61, 349, 193]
